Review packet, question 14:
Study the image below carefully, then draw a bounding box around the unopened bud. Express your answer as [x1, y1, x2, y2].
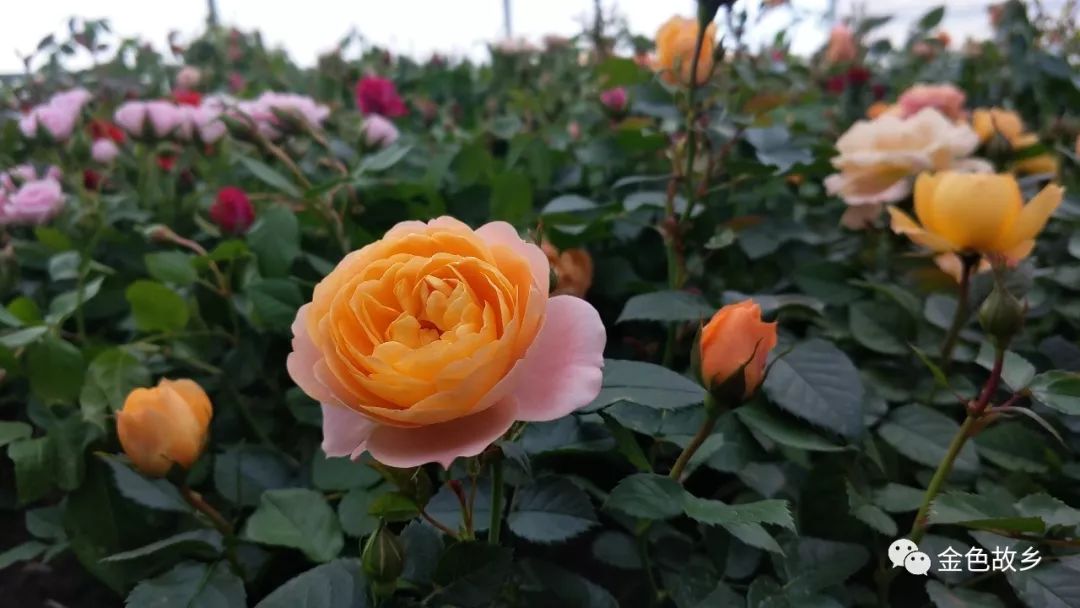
[978, 280, 1025, 349]
[362, 524, 405, 587]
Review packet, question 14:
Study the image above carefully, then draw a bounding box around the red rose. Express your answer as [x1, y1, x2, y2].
[826, 75, 846, 94]
[172, 89, 202, 107]
[157, 155, 176, 172]
[83, 169, 102, 191]
[88, 119, 126, 143]
[210, 186, 255, 234]
[846, 65, 871, 85]
[355, 76, 407, 118]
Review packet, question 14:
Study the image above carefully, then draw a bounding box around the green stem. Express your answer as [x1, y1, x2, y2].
[180, 484, 244, 576]
[908, 414, 975, 546]
[668, 396, 720, 482]
[488, 458, 504, 544]
[637, 526, 662, 605]
[939, 255, 979, 369]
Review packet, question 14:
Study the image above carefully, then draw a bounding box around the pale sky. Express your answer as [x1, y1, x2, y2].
[0, 1, 1039, 73]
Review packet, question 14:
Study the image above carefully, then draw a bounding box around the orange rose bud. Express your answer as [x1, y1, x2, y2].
[653, 16, 718, 86]
[542, 242, 594, 298]
[698, 301, 778, 401]
[117, 378, 213, 477]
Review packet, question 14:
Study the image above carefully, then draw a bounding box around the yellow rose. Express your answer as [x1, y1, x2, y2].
[653, 16, 717, 86]
[1011, 133, 1059, 176]
[888, 171, 1063, 257]
[287, 217, 606, 468]
[699, 300, 778, 400]
[542, 242, 594, 298]
[972, 108, 1025, 143]
[117, 379, 212, 477]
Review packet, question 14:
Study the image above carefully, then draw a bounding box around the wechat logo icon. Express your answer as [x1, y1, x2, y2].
[888, 538, 931, 575]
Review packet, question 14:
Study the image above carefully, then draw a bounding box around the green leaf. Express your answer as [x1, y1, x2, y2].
[598, 412, 652, 472]
[8, 437, 55, 503]
[490, 171, 533, 226]
[975, 422, 1052, 473]
[213, 444, 294, 507]
[849, 301, 909, 355]
[1006, 557, 1080, 608]
[605, 473, 685, 520]
[358, 144, 412, 173]
[246, 278, 303, 331]
[781, 538, 870, 597]
[312, 450, 380, 491]
[255, 559, 369, 608]
[125, 561, 245, 608]
[917, 5, 945, 30]
[26, 335, 85, 405]
[0, 421, 32, 448]
[99, 454, 189, 512]
[1029, 371, 1080, 415]
[683, 497, 795, 530]
[929, 492, 1045, 533]
[102, 530, 223, 562]
[734, 402, 846, 452]
[242, 488, 344, 563]
[585, 359, 704, 411]
[126, 280, 189, 332]
[246, 206, 301, 277]
[338, 486, 389, 538]
[591, 531, 642, 570]
[507, 477, 597, 544]
[846, 482, 896, 536]
[401, 521, 442, 585]
[878, 404, 980, 474]
[872, 483, 924, 513]
[744, 126, 812, 172]
[368, 492, 420, 522]
[145, 251, 197, 286]
[617, 290, 713, 324]
[0, 325, 48, 348]
[519, 559, 618, 608]
[725, 523, 783, 554]
[762, 339, 865, 438]
[238, 154, 302, 197]
[79, 348, 151, 429]
[925, 580, 1005, 608]
[433, 543, 512, 608]
[0, 541, 47, 571]
[976, 343, 1035, 390]
[1016, 493, 1080, 528]
[47, 276, 104, 324]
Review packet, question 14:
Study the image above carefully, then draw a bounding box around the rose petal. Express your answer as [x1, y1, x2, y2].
[476, 221, 550, 297]
[286, 304, 337, 404]
[320, 404, 376, 459]
[511, 295, 605, 422]
[365, 397, 519, 468]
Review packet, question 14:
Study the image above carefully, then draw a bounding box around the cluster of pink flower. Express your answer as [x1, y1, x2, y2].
[0, 165, 65, 225]
[19, 89, 93, 141]
[355, 76, 404, 148]
[114, 97, 228, 143]
[232, 92, 330, 139]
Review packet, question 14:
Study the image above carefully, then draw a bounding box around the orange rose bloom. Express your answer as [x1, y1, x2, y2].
[117, 379, 212, 477]
[866, 101, 893, 119]
[542, 242, 593, 298]
[825, 24, 857, 64]
[653, 16, 717, 86]
[699, 301, 778, 400]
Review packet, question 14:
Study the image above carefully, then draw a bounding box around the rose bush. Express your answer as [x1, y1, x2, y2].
[1, 2, 1079, 608]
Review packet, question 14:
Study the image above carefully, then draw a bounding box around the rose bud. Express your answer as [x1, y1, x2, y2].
[697, 300, 778, 403]
[210, 186, 255, 234]
[117, 379, 213, 478]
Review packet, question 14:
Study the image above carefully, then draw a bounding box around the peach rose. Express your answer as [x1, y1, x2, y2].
[117, 379, 212, 477]
[700, 300, 778, 400]
[287, 217, 606, 468]
[897, 83, 967, 122]
[653, 16, 717, 86]
[825, 108, 989, 229]
[542, 242, 594, 298]
[866, 102, 893, 120]
[825, 24, 857, 65]
[972, 109, 1058, 176]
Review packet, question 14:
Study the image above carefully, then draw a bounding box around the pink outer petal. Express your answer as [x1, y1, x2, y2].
[475, 221, 550, 297]
[511, 295, 606, 422]
[286, 304, 339, 405]
[366, 397, 519, 468]
[321, 404, 376, 459]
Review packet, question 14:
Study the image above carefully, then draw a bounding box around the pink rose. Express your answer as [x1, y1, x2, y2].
[192, 106, 226, 143]
[19, 88, 91, 141]
[362, 115, 399, 147]
[287, 217, 606, 468]
[114, 101, 148, 136]
[176, 66, 202, 90]
[146, 101, 184, 138]
[897, 83, 967, 121]
[355, 76, 407, 118]
[825, 24, 857, 64]
[0, 179, 65, 225]
[91, 139, 120, 164]
[599, 87, 628, 113]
